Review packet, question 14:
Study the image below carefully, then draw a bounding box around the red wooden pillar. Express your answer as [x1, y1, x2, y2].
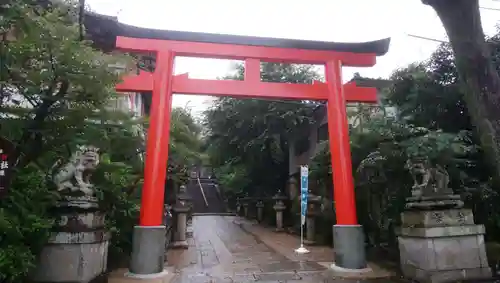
[140, 50, 175, 226]
[325, 60, 358, 225]
[325, 60, 367, 269]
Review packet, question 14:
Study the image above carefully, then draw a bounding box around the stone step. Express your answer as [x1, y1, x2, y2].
[186, 180, 226, 214]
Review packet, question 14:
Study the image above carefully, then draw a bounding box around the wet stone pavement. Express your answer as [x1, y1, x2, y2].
[167, 215, 402, 283]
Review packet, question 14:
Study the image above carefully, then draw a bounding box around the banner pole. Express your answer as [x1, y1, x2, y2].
[295, 165, 310, 254]
[300, 207, 304, 248]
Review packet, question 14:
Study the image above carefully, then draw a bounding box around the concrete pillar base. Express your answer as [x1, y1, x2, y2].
[332, 224, 367, 269]
[107, 268, 175, 283]
[129, 225, 166, 275]
[124, 269, 169, 279]
[329, 263, 372, 273]
[170, 240, 189, 249]
[275, 228, 284, 232]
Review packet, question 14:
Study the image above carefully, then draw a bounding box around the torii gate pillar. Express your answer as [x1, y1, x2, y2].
[128, 51, 175, 276]
[325, 61, 366, 270]
[113, 29, 390, 276]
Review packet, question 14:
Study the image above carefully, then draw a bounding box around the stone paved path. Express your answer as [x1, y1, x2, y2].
[167, 216, 404, 283]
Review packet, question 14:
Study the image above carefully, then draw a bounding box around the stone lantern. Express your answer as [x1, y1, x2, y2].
[236, 197, 242, 216]
[241, 193, 250, 218]
[304, 191, 321, 245]
[171, 189, 190, 249]
[177, 185, 193, 238]
[256, 200, 265, 222]
[273, 190, 287, 232]
[177, 185, 192, 216]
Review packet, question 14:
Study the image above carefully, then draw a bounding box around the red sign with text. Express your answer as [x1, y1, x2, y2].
[0, 137, 14, 197]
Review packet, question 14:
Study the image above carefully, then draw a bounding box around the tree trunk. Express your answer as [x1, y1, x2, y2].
[423, 0, 500, 182]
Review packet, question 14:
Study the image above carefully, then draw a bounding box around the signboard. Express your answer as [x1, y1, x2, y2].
[0, 137, 15, 198]
[300, 165, 309, 225]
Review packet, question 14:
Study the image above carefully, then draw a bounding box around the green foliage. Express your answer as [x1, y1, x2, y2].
[205, 63, 321, 196]
[384, 36, 500, 241]
[387, 60, 469, 133]
[0, 165, 58, 283]
[308, 141, 331, 196]
[308, 35, 500, 246]
[94, 160, 141, 266]
[171, 108, 202, 157]
[169, 107, 203, 185]
[87, 117, 145, 266]
[0, 1, 147, 281]
[214, 163, 250, 194]
[0, 0, 131, 167]
[309, 112, 475, 246]
[0, 1, 204, 282]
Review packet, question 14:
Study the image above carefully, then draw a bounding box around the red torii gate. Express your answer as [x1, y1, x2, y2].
[113, 28, 389, 276]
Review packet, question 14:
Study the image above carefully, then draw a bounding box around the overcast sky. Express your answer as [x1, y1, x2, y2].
[87, 0, 500, 115]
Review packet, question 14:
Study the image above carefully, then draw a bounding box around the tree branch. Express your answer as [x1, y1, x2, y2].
[14, 80, 69, 166]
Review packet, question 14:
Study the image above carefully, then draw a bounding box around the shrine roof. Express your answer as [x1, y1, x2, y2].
[84, 12, 391, 56]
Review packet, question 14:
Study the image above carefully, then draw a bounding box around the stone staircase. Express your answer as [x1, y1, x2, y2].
[186, 178, 226, 214]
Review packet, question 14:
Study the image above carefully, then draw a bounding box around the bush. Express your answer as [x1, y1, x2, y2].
[0, 165, 58, 283]
[309, 116, 474, 248]
[93, 159, 141, 268]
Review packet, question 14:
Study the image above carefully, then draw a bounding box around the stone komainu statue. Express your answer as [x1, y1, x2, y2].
[405, 157, 452, 197]
[52, 145, 100, 196]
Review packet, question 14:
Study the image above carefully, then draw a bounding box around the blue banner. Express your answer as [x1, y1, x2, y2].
[300, 165, 308, 225]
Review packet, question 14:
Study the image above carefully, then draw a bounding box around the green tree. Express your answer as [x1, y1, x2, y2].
[168, 106, 203, 187]
[309, 32, 500, 248]
[0, 1, 138, 281]
[381, 34, 500, 244]
[0, 0, 129, 168]
[422, 0, 500, 185]
[387, 58, 469, 133]
[204, 63, 321, 196]
[170, 107, 202, 166]
[386, 41, 493, 188]
[309, 111, 475, 247]
[0, 1, 204, 281]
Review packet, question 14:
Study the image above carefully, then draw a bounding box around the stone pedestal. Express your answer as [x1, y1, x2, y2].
[186, 221, 194, 238]
[273, 191, 287, 232]
[305, 193, 321, 245]
[242, 199, 249, 218]
[32, 196, 110, 283]
[171, 200, 190, 249]
[236, 198, 242, 216]
[178, 185, 193, 221]
[287, 177, 299, 202]
[398, 195, 491, 282]
[305, 215, 316, 244]
[256, 200, 264, 222]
